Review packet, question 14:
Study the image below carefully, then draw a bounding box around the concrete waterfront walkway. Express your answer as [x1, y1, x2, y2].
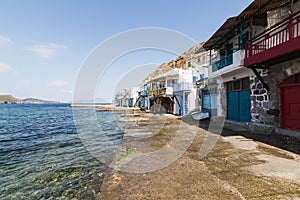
[97, 112, 300, 199]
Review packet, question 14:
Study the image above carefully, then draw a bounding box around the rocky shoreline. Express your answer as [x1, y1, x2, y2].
[96, 110, 300, 199]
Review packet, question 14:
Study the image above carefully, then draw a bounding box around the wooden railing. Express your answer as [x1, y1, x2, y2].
[212, 53, 233, 72]
[245, 10, 300, 61]
[150, 89, 165, 96]
[150, 87, 173, 96]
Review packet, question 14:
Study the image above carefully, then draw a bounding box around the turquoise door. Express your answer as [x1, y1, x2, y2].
[227, 90, 250, 122]
[239, 90, 251, 122]
[228, 92, 239, 121]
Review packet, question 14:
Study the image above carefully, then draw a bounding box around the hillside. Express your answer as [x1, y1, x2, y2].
[21, 98, 60, 104]
[142, 42, 205, 82]
[0, 95, 21, 104]
[183, 42, 205, 57]
[143, 61, 175, 82]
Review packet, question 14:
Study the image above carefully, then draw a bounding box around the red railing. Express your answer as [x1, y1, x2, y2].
[245, 10, 300, 66]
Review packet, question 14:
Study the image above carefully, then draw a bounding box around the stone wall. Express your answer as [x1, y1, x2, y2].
[250, 57, 300, 126]
[250, 69, 272, 124]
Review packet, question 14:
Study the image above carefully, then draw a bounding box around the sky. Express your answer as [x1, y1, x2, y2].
[0, 0, 253, 102]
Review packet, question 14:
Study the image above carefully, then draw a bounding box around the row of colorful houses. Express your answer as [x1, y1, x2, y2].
[115, 87, 139, 108]
[114, 43, 212, 117]
[115, 0, 300, 133]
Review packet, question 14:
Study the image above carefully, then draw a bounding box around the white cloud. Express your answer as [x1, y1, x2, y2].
[0, 35, 13, 47]
[0, 61, 14, 73]
[27, 43, 67, 58]
[48, 80, 69, 87]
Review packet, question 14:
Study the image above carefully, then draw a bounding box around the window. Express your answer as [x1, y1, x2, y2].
[242, 78, 250, 90]
[226, 82, 233, 92]
[226, 77, 250, 92]
[233, 80, 240, 91]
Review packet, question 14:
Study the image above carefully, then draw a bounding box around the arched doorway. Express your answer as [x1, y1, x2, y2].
[280, 73, 300, 131]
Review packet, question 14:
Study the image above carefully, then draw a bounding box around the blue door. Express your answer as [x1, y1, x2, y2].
[203, 94, 218, 109]
[228, 92, 239, 121]
[227, 90, 250, 122]
[239, 90, 251, 122]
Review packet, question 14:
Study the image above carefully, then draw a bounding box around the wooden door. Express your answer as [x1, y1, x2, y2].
[281, 85, 300, 131]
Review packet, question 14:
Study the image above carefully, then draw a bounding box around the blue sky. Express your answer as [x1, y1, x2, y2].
[0, 0, 253, 102]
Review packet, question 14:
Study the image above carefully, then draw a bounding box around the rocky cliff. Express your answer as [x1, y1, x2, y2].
[142, 42, 205, 82]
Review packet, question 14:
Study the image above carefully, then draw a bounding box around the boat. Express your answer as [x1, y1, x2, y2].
[191, 111, 210, 120]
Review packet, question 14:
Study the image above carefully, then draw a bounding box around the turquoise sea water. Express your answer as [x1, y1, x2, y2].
[0, 104, 123, 199]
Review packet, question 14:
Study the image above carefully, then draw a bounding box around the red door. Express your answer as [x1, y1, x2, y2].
[281, 84, 300, 131]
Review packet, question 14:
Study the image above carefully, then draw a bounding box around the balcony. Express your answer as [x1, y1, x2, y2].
[140, 90, 149, 96]
[173, 82, 192, 92]
[245, 10, 300, 67]
[212, 54, 233, 72]
[150, 87, 173, 96]
[209, 50, 244, 78]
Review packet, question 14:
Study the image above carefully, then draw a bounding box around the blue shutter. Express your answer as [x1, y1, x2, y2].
[193, 76, 196, 84]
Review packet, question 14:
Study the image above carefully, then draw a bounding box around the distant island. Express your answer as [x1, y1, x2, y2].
[0, 95, 60, 104]
[21, 98, 60, 104]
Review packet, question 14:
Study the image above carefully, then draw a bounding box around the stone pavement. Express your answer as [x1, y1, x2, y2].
[97, 113, 300, 199]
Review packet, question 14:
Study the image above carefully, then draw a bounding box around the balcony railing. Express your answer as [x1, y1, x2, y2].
[173, 82, 192, 92]
[150, 87, 173, 96]
[245, 10, 300, 66]
[140, 90, 149, 96]
[212, 54, 233, 72]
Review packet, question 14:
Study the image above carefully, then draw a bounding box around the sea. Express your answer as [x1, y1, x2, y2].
[0, 104, 124, 199]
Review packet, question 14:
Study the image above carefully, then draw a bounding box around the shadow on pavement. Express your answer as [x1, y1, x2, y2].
[182, 114, 300, 155]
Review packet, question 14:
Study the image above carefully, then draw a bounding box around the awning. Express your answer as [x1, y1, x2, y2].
[202, 0, 290, 50]
[202, 16, 240, 50]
